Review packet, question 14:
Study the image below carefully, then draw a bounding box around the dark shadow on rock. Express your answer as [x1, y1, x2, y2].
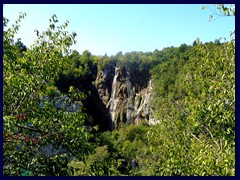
[55, 69, 113, 132]
[83, 83, 112, 131]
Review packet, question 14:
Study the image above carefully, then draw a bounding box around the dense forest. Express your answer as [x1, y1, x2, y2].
[3, 5, 235, 176]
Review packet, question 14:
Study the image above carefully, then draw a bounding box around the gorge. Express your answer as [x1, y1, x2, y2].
[94, 64, 159, 131]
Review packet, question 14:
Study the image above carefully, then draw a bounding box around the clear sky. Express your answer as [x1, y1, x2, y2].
[3, 4, 235, 56]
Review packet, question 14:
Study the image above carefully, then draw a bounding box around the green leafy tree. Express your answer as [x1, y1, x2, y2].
[145, 5, 235, 176]
[3, 13, 94, 176]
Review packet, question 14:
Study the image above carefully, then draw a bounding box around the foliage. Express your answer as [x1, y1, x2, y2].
[68, 145, 121, 176]
[3, 13, 94, 176]
[3, 4, 235, 176]
[55, 50, 98, 94]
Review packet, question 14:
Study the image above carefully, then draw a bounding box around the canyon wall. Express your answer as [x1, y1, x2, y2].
[95, 65, 159, 130]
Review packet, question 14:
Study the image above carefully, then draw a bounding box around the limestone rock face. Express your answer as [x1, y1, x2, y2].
[39, 93, 81, 112]
[95, 65, 159, 130]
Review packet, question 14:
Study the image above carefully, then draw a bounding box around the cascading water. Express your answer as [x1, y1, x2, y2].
[149, 79, 152, 90]
[109, 66, 119, 130]
[136, 93, 149, 117]
[136, 79, 153, 119]
[136, 82, 150, 117]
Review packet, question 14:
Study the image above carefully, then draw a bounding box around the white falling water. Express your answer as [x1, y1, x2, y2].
[136, 92, 149, 117]
[149, 79, 153, 90]
[109, 66, 119, 130]
[136, 79, 152, 118]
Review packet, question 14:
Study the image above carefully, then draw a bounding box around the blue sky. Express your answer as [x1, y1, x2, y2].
[3, 4, 235, 56]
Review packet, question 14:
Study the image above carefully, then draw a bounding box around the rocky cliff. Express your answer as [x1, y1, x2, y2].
[95, 65, 159, 130]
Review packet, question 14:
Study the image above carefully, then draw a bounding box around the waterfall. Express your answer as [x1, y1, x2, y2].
[109, 66, 119, 130]
[136, 92, 149, 117]
[136, 79, 153, 119]
[149, 79, 153, 90]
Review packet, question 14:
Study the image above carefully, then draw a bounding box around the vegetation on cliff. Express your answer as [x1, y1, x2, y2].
[3, 5, 235, 176]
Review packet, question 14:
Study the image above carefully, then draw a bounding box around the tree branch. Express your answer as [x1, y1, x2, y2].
[189, 132, 202, 144]
[203, 125, 220, 149]
[17, 124, 43, 133]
